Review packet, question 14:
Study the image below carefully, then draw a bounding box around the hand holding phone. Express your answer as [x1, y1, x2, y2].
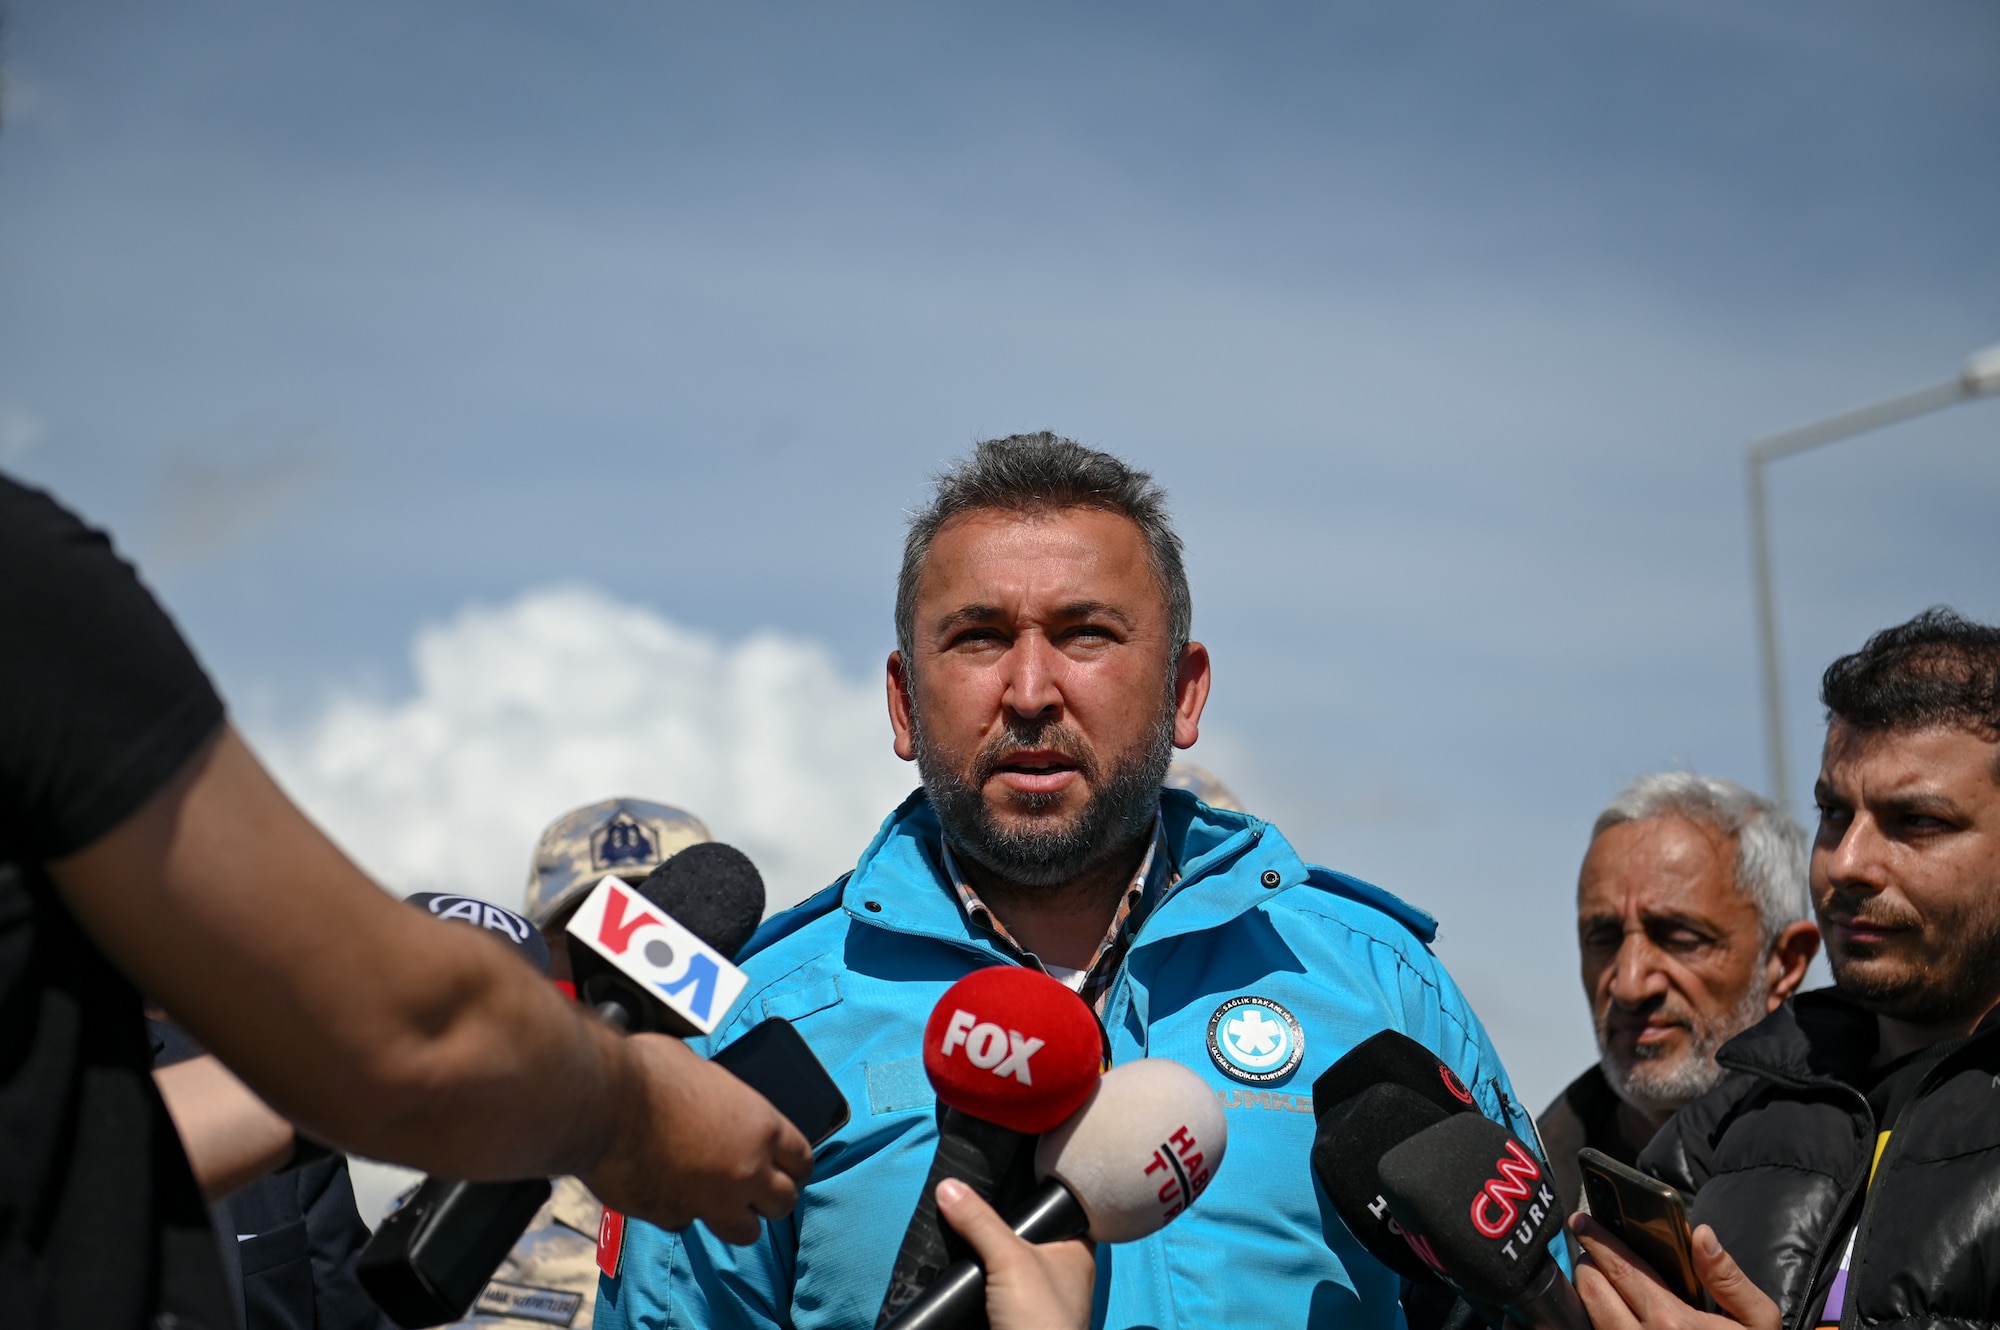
[1577, 1148, 1701, 1305]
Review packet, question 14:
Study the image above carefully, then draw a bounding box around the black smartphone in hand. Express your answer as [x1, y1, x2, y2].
[1578, 1147, 1702, 1304]
[711, 1017, 851, 1147]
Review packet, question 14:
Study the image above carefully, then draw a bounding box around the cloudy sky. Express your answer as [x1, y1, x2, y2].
[3, 0, 1996, 1107]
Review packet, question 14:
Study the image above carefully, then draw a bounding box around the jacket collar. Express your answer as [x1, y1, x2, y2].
[1718, 986, 2000, 1087]
[1717, 988, 1881, 1087]
[837, 787, 1299, 954]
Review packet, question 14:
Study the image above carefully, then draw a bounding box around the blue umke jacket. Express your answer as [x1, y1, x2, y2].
[596, 789, 1542, 1330]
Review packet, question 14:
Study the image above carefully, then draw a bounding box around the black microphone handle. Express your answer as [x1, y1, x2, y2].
[1504, 1259, 1592, 1330]
[356, 1175, 554, 1328]
[873, 1107, 1031, 1327]
[881, 1180, 1087, 1330]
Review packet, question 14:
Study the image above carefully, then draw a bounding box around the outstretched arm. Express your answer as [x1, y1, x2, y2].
[54, 725, 810, 1240]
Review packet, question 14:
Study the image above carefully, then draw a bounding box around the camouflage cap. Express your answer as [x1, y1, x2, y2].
[523, 797, 713, 928]
[1165, 761, 1245, 812]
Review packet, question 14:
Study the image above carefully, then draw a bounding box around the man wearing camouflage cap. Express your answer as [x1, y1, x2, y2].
[525, 796, 712, 985]
[445, 797, 711, 1330]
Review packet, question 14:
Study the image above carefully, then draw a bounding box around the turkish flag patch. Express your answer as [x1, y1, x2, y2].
[596, 1207, 626, 1278]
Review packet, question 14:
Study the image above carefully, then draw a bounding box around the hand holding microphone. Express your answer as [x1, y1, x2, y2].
[875, 967, 1103, 1327]
[561, 842, 819, 1243]
[933, 1179, 1096, 1330]
[884, 1057, 1229, 1330]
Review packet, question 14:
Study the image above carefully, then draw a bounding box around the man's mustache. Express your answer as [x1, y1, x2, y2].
[969, 725, 1101, 785]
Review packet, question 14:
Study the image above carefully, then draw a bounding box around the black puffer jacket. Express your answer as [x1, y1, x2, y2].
[1639, 989, 2000, 1330]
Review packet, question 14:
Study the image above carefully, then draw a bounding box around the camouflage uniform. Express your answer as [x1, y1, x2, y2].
[436, 1177, 605, 1329]
[1164, 759, 1244, 812]
[437, 798, 711, 1328]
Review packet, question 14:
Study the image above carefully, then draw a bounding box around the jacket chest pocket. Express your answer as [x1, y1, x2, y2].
[1711, 1095, 1870, 1179]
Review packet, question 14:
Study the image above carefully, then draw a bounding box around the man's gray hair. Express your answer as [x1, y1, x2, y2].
[1591, 772, 1810, 944]
[895, 433, 1191, 669]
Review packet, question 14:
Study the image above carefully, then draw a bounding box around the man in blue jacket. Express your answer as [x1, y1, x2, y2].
[597, 432, 1540, 1330]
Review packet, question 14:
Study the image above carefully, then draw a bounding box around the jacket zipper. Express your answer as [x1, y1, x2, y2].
[1715, 1063, 1873, 1330]
[1833, 1034, 1992, 1330]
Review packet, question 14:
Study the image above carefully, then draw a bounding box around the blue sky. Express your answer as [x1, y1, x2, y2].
[3, 0, 1996, 1105]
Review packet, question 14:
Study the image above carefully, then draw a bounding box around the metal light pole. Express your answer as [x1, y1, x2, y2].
[1748, 342, 2000, 810]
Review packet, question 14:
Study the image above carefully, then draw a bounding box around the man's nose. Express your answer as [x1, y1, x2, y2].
[1000, 633, 1063, 719]
[1606, 935, 1669, 1008]
[1819, 813, 1889, 893]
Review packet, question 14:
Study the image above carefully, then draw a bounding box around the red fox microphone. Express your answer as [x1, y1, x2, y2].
[872, 967, 1102, 1328]
[1377, 1113, 1586, 1330]
[883, 1058, 1229, 1330]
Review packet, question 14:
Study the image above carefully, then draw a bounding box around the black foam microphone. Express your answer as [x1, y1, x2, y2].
[1377, 1113, 1586, 1330]
[359, 845, 767, 1328]
[1313, 1029, 1483, 1123]
[1313, 1083, 1457, 1284]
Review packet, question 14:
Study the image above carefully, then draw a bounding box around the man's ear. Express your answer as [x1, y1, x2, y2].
[1171, 642, 1212, 750]
[886, 652, 918, 762]
[1765, 920, 1821, 1008]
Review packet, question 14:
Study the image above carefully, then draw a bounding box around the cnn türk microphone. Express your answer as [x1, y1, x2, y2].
[1377, 1113, 1586, 1330]
[873, 968, 1103, 1328]
[564, 841, 764, 1036]
[883, 1058, 1228, 1330]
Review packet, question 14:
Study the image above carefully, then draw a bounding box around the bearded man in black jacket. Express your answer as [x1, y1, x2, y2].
[1573, 607, 2000, 1330]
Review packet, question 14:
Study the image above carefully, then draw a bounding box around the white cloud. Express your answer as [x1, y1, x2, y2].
[0, 404, 44, 461]
[254, 585, 916, 916]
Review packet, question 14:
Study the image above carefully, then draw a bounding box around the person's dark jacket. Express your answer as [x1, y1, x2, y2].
[1537, 1062, 1648, 1218]
[151, 1019, 394, 1330]
[1640, 988, 2000, 1330]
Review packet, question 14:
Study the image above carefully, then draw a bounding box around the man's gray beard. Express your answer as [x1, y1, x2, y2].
[912, 704, 1173, 893]
[1598, 977, 1771, 1119]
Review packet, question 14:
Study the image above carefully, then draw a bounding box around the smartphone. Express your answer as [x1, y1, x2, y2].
[711, 1017, 852, 1147]
[1578, 1147, 1702, 1304]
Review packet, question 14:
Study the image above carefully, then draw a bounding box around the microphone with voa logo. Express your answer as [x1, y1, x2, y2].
[872, 967, 1103, 1328]
[359, 846, 771, 1328]
[883, 1057, 1229, 1330]
[564, 840, 764, 1036]
[1377, 1113, 1586, 1330]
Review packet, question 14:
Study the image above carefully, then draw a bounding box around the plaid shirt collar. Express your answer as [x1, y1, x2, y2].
[941, 810, 1176, 1015]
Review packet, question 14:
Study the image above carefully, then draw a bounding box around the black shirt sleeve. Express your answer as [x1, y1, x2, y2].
[0, 475, 225, 862]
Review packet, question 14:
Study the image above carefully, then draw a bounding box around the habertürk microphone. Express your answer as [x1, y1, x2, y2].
[1312, 1029, 1482, 1123]
[883, 1058, 1228, 1330]
[873, 968, 1103, 1328]
[1377, 1113, 1586, 1330]
[1313, 1082, 1457, 1284]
